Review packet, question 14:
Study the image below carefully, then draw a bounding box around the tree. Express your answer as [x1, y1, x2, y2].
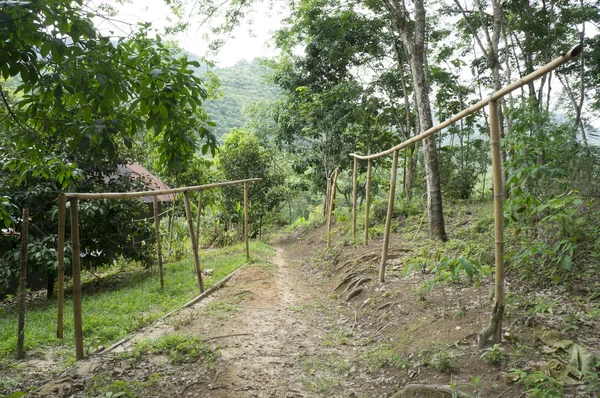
[378, 0, 448, 241]
[217, 128, 286, 234]
[0, 0, 218, 292]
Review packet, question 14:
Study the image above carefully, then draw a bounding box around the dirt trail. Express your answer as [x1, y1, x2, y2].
[32, 243, 386, 397]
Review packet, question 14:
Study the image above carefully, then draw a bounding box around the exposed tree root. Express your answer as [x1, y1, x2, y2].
[345, 277, 372, 292]
[333, 272, 360, 292]
[390, 384, 470, 397]
[477, 301, 505, 349]
[345, 287, 364, 301]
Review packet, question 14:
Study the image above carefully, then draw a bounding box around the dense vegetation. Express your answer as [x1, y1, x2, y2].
[204, 59, 281, 140]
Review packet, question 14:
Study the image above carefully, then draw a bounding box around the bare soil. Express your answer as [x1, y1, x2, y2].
[9, 219, 600, 397]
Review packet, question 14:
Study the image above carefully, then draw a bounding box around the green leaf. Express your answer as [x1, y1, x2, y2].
[78, 135, 90, 153]
[561, 255, 572, 270]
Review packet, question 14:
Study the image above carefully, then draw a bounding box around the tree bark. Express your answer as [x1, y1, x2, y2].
[384, 0, 447, 241]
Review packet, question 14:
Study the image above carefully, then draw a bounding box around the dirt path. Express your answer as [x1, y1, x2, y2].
[32, 243, 387, 398]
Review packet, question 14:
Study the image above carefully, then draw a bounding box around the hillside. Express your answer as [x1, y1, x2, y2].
[204, 59, 281, 140]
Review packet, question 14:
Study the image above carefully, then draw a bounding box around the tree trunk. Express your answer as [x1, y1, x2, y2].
[385, 0, 447, 241]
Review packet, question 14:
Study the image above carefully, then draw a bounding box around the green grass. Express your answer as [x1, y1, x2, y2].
[0, 241, 274, 359]
[124, 334, 219, 365]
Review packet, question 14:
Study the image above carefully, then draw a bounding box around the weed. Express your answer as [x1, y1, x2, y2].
[321, 330, 352, 347]
[202, 299, 242, 320]
[432, 350, 454, 374]
[88, 374, 162, 398]
[508, 368, 564, 397]
[358, 344, 408, 372]
[127, 334, 219, 365]
[480, 344, 504, 365]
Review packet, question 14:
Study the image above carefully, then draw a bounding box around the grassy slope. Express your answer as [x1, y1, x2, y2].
[0, 242, 274, 360]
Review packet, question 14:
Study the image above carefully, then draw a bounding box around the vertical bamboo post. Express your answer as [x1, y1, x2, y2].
[489, 100, 505, 344]
[325, 175, 332, 216]
[183, 191, 204, 293]
[379, 150, 399, 283]
[326, 169, 339, 249]
[153, 196, 164, 290]
[16, 208, 29, 359]
[352, 157, 358, 239]
[195, 192, 202, 244]
[56, 195, 66, 339]
[364, 159, 372, 246]
[70, 197, 84, 360]
[244, 182, 250, 261]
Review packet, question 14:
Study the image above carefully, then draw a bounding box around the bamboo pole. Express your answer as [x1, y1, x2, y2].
[70, 197, 84, 360]
[153, 196, 164, 290]
[16, 208, 29, 360]
[183, 192, 204, 293]
[56, 195, 66, 339]
[352, 157, 358, 239]
[63, 178, 262, 200]
[325, 174, 332, 217]
[326, 169, 339, 249]
[350, 44, 583, 161]
[379, 151, 399, 283]
[364, 159, 372, 246]
[244, 182, 249, 261]
[489, 100, 505, 344]
[195, 193, 202, 244]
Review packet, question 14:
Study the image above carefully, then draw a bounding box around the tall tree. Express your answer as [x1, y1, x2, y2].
[379, 0, 448, 241]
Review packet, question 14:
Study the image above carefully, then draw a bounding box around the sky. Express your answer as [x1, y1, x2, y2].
[93, 0, 284, 67]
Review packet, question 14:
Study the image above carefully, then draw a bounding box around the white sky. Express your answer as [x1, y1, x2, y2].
[93, 0, 284, 67]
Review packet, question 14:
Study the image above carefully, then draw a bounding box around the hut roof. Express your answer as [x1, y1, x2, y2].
[119, 164, 175, 203]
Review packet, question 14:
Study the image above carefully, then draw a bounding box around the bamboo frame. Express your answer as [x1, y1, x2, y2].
[58, 178, 261, 361]
[56, 195, 66, 339]
[244, 182, 250, 261]
[364, 159, 372, 246]
[489, 100, 505, 344]
[184, 192, 204, 293]
[326, 168, 339, 248]
[153, 196, 164, 290]
[350, 44, 583, 161]
[352, 157, 358, 239]
[16, 208, 28, 359]
[347, 44, 582, 346]
[379, 151, 399, 283]
[70, 197, 84, 360]
[62, 178, 262, 200]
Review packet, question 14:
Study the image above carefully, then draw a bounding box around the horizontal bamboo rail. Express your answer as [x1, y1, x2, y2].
[62, 178, 262, 200]
[350, 44, 583, 161]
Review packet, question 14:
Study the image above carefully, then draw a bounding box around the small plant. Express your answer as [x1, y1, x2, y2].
[480, 344, 503, 365]
[358, 344, 408, 372]
[432, 350, 454, 374]
[508, 368, 564, 397]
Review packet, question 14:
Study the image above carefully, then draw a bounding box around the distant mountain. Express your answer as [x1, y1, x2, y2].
[203, 59, 281, 141]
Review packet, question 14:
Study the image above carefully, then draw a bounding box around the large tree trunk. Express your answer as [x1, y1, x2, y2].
[410, 55, 447, 241]
[385, 0, 447, 241]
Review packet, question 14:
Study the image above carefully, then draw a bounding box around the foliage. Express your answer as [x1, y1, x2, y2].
[0, 168, 155, 293]
[504, 106, 600, 283]
[480, 344, 504, 365]
[0, 0, 218, 286]
[508, 368, 564, 397]
[216, 128, 286, 231]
